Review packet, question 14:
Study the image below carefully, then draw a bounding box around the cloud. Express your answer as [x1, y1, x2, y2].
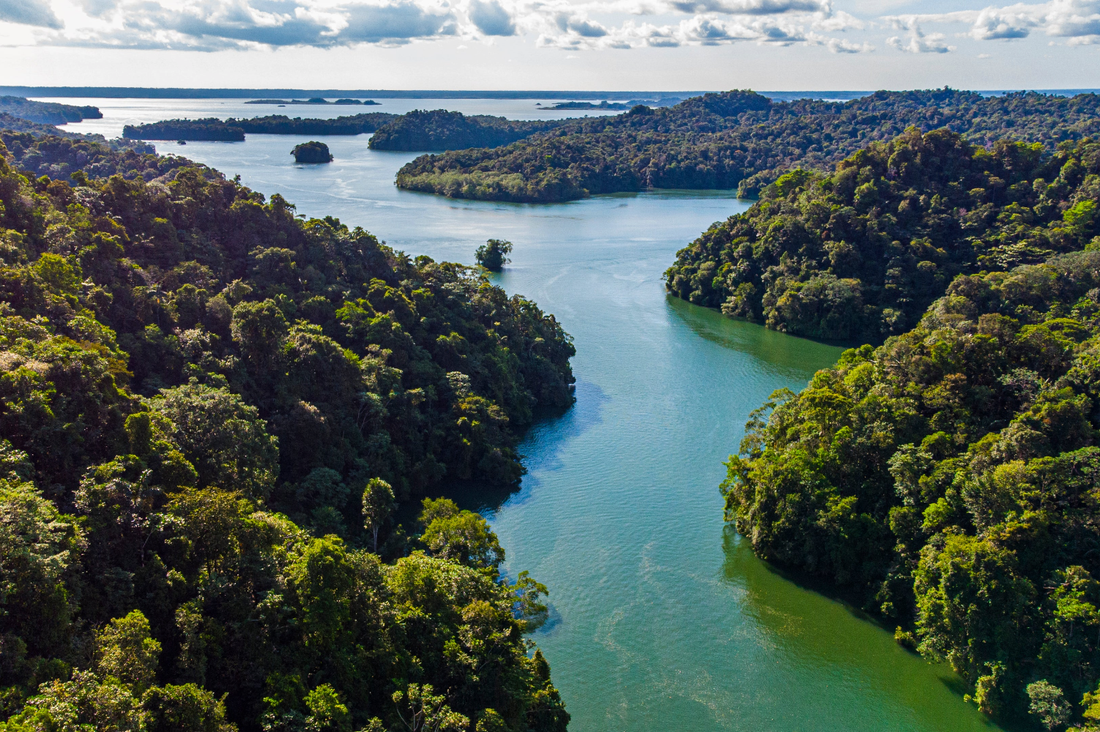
[1045, 0, 1100, 38]
[469, 0, 515, 36]
[887, 0, 1100, 45]
[667, 0, 827, 15]
[822, 35, 872, 52]
[968, 6, 1034, 38]
[554, 12, 607, 37]
[340, 3, 454, 42]
[887, 18, 954, 52]
[0, 0, 62, 27]
[533, 10, 870, 50]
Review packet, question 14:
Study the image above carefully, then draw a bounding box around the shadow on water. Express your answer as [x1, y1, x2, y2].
[406, 378, 609, 519]
[665, 295, 850, 377]
[719, 525, 1006, 731]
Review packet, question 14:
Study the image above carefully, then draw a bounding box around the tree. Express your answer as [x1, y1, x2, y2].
[96, 610, 161, 695]
[361, 478, 395, 552]
[150, 382, 279, 500]
[143, 684, 237, 732]
[475, 240, 512, 272]
[418, 498, 504, 572]
[1029, 680, 1071, 731]
[392, 684, 468, 732]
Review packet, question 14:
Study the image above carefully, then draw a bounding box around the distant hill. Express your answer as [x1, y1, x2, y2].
[394, 88, 1100, 203]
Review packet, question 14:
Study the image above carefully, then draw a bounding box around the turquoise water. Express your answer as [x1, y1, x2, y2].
[104, 116, 1000, 732]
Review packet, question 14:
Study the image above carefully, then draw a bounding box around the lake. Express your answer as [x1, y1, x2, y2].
[55, 105, 1001, 732]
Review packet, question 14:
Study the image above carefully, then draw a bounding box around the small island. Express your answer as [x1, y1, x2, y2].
[247, 97, 379, 106]
[291, 140, 333, 163]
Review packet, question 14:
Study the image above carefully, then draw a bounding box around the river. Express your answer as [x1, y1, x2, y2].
[54, 103, 1001, 732]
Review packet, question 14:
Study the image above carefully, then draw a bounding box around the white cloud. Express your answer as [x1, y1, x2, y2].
[886, 0, 1100, 45]
[887, 18, 954, 52]
[969, 6, 1034, 39]
[9, 0, 1093, 53]
[0, 0, 61, 27]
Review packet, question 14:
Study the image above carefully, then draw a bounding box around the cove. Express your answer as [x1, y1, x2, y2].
[90, 108, 1003, 732]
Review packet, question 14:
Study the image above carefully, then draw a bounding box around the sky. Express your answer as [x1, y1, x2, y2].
[1, 0, 1099, 90]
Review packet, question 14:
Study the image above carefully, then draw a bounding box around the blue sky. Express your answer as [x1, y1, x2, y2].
[1, 0, 1098, 89]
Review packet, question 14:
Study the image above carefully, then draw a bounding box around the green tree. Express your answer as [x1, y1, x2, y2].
[392, 684, 468, 732]
[418, 499, 504, 572]
[96, 610, 161, 695]
[1029, 680, 1072, 731]
[361, 478, 395, 552]
[475, 240, 512, 272]
[150, 382, 279, 500]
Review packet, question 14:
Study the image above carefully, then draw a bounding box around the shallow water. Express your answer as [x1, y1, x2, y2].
[79, 102, 1000, 732]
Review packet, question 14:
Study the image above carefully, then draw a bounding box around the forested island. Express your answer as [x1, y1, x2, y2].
[122, 110, 573, 151]
[665, 129, 1100, 341]
[394, 89, 1100, 203]
[367, 110, 567, 152]
[246, 98, 380, 106]
[0, 96, 101, 125]
[292, 140, 333, 162]
[124, 118, 247, 141]
[0, 130, 574, 730]
[124, 113, 398, 141]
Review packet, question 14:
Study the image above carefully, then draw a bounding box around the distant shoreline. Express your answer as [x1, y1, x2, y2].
[2, 86, 1097, 101]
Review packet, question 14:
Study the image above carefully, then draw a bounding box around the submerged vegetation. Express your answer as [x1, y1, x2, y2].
[395, 89, 1100, 203]
[665, 129, 1100, 341]
[0, 131, 574, 730]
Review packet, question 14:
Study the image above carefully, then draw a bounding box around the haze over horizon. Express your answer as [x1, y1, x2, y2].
[2, 0, 1099, 92]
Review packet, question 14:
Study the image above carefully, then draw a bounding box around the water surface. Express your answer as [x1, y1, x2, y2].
[83, 103, 999, 732]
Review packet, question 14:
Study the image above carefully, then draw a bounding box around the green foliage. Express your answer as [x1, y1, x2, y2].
[396, 88, 1100, 203]
[0, 137, 571, 731]
[474, 240, 512, 273]
[667, 129, 1100, 341]
[291, 143, 333, 164]
[724, 250, 1100, 723]
[150, 382, 279, 500]
[123, 120, 244, 142]
[418, 498, 504, 572]
[123, 114, 398, 142]
[368, 111, 566, 153]
[1029, 680, 1072, 731]
[96, 610, 161, 694]
[361, 478, 395, 552]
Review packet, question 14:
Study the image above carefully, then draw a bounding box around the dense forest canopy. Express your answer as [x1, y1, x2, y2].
[124, 114, 400, 141]
[723, 250, 1100, 726]
[122, 110, 569, 151]
[367, 111, 568, 153]
[665, 129, 1100, 341]
[393, 89, 1100, 204]
[0, 131, 574, 731]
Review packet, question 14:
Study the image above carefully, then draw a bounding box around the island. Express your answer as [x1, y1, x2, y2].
[123, 117, 245, 141]
[122, 113, 398, 140]
[367, 109, 570, 152]
[246, 97, 380, 105]
[291, 140, 333, 162]
[0, 95, 102, 124]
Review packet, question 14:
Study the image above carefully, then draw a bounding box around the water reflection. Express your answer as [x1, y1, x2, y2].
[720, 527, 998, 732]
